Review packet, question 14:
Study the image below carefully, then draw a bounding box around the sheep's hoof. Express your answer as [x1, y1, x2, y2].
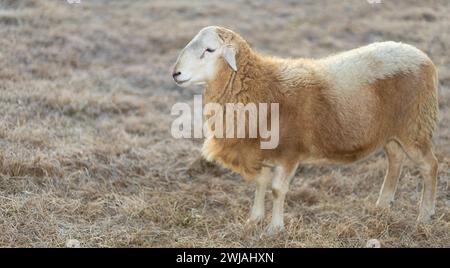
[375, 198, 394, 209]
[417, 209, 435, 223]
[246, 215, 264, 226]
[263, 224, 285, 238]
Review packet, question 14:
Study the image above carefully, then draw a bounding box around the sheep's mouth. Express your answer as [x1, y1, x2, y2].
[175, 78, 190, 85]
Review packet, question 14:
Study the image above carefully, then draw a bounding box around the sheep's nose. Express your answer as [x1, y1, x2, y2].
[172, 71, 181, 80]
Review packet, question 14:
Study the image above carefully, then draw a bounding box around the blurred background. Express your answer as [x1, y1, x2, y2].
[0, 0, 448, 247]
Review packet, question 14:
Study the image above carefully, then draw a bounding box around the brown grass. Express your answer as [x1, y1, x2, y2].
[0, 0, 448, 247]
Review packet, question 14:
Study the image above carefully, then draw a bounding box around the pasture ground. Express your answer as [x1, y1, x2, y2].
[0, 0, 448, 247]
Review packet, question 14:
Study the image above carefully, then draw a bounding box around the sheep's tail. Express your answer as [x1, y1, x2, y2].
[420, 62, 439, 143]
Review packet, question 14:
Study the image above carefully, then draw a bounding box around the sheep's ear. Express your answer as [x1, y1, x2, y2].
[223, 47, 237, 72]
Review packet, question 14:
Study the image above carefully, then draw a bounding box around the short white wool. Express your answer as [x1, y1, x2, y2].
[319, 41, 430, 90]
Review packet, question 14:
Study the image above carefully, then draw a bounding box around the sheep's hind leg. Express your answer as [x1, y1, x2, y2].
[247, 167, 272, 225]
[402, 143, 438, 222]
[376, 141, 405, 208]
[266, 163, 298, 236]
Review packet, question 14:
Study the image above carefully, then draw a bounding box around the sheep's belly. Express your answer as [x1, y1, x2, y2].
[300, 146, 383, 166]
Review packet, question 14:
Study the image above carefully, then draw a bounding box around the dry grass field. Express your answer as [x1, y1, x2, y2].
[0, 0, 449, 247]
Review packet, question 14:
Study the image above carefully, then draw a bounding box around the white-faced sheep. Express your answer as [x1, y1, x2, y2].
[172, 26, 439, 235]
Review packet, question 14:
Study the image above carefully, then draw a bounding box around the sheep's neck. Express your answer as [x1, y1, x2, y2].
[204, 54, 278, 105]
[204, 68, 237, 104]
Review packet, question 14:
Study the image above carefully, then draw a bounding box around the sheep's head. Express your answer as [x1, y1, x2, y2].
[172, 26, 238, 87]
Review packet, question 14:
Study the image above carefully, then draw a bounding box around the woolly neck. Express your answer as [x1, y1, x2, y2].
[204, 48, 280, 105]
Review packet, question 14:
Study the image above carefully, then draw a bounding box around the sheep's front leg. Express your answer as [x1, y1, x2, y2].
[267, 164, 298, 235]
[247, 167, 272, 224]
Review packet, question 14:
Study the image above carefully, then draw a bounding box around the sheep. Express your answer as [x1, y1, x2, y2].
[172, 26, 439, 235]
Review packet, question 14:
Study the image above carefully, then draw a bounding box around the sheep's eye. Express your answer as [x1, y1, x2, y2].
[200, 48, 215, 59]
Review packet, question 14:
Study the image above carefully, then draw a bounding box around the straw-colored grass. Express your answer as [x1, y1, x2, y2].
[0, 0, 448, 247]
